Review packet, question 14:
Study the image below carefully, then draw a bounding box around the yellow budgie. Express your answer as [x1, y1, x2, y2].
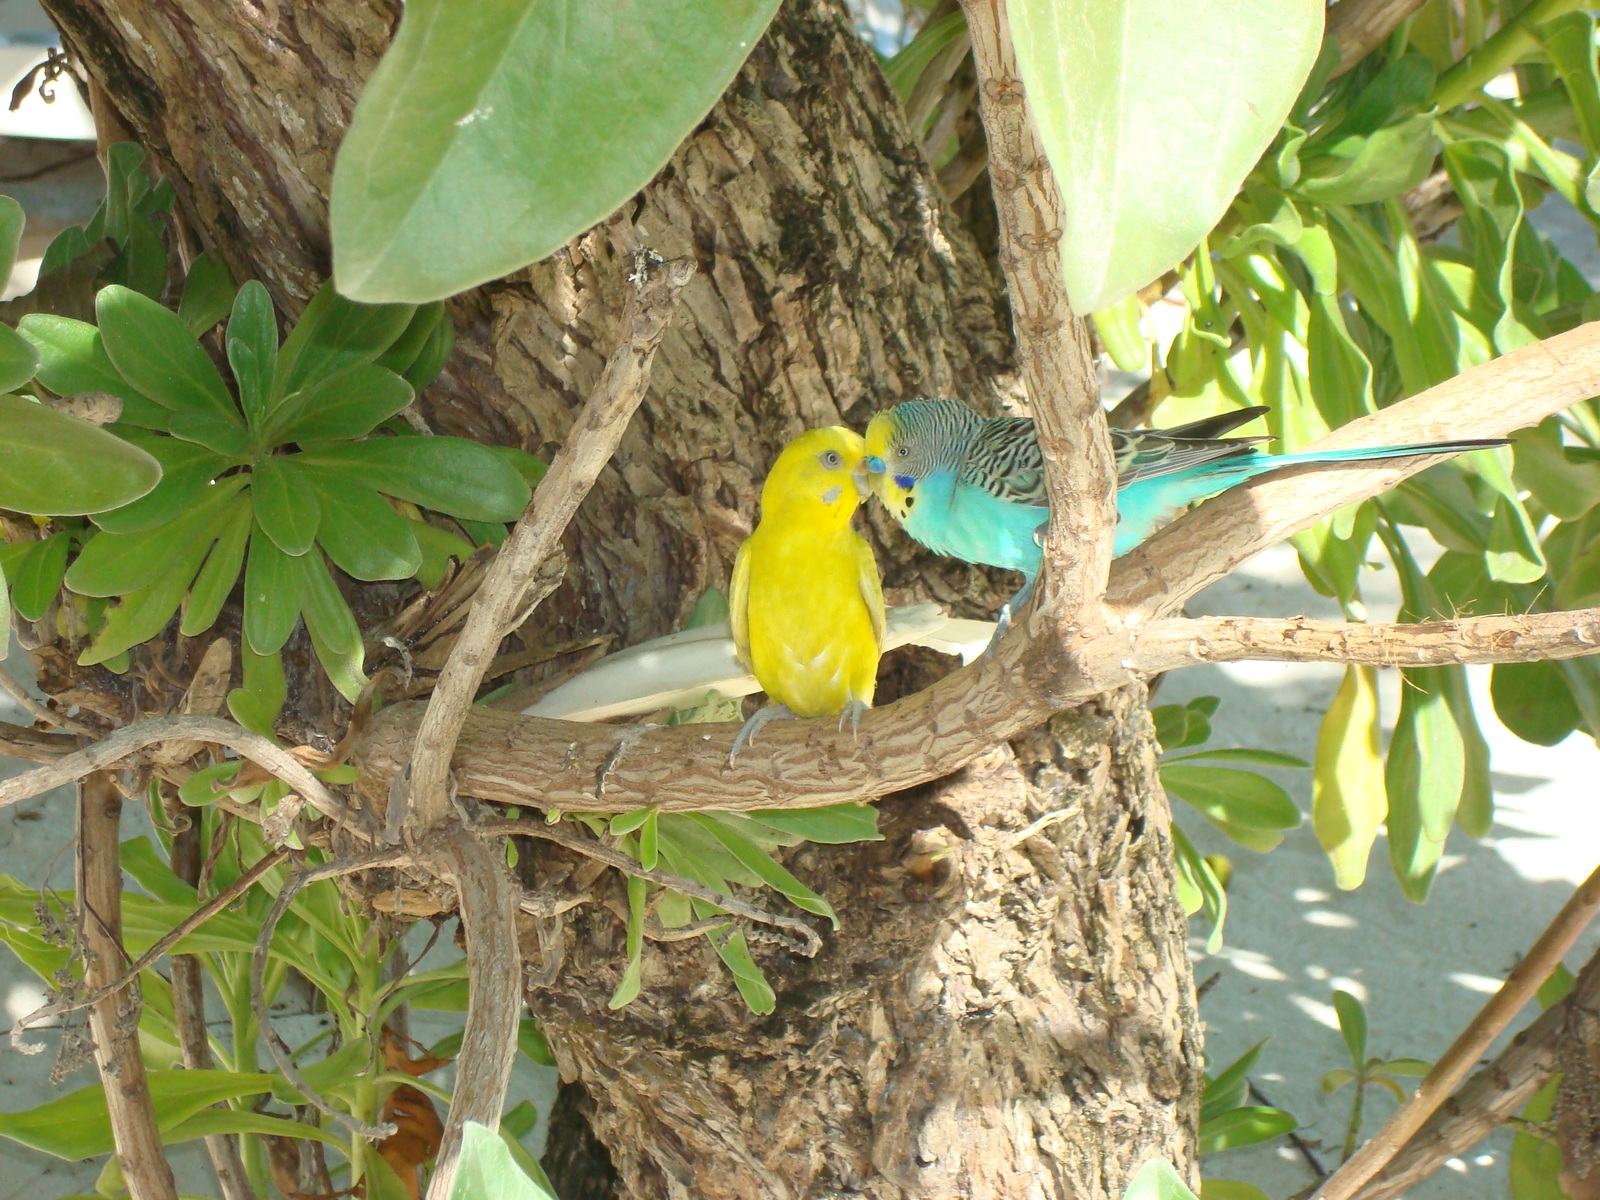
[728, 426, 884, 762]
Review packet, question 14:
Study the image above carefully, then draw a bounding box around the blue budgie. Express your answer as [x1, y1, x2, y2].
[861, 398, 1504, 619]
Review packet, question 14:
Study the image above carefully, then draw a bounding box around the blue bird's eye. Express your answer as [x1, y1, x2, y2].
[893, 474, 916, 490]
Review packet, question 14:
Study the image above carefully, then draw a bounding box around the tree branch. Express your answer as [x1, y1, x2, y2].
[1108, 322, 1600, 622]
[0, 716, 78, 762]
[1326, 0, 1433, 78]
[1314, 860, 1600, 1200]
[421, 831, 522, 1200]
[353, 324, 1600, 816]
[402, 249, 695, 834]
[1350, 944, 1600, 1200]
[78, 772, 178, 1200]
[0, 715, 359, 830]
[1133, 608, 1600, 671]
[957, 0, 1116, 627]
[0, 662, 95, 735]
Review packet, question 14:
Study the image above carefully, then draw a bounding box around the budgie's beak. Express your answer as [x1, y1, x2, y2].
[852, 457, 876, 498]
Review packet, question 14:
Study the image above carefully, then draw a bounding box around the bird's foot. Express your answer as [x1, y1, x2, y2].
[728, 704, 797, 766]
[983, 575, 1037, 658]
[838, 699, 869, 742]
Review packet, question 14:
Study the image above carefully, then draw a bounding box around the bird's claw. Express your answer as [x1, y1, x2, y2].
[727, 704, 796, 766]
[838, 699, 868, 742]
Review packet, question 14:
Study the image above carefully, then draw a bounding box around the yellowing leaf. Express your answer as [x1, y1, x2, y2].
[1313, 665, 1385, 890]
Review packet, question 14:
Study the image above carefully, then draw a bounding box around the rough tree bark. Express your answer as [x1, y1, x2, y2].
[39, 0, 1202, 1195]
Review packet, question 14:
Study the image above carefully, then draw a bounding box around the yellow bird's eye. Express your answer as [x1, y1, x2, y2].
[821, 449, 843, 469]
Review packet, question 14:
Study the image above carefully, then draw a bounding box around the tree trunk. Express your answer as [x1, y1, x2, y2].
[39, 0, 1203, 1194]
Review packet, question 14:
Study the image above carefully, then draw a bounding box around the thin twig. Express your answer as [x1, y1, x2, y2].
[169, 816, 255, 1200]
[1314, 860, 1600, 1200]
[78, 772, 179, 1200]
[1133, 608, 1600, 673]
[402, 250, 695, 835]
[0, 716, 77, 762]
[1350, 944, 1600, 1200]
[0, 664, 95, 735]
[251, 849, 412, 1142]
[0, 715, 362, 831]
[12, 848, 288, 1037]
[480, 817, 823, 956]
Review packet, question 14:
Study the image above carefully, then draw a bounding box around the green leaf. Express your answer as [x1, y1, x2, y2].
[181, 493, 252, 636]
[1442, 141, 1544, 354]
[1511, 1078, 1565, 1200]
[178, 760, 244, 807]
[271, 280, 414, 403]
[1164, 748, 1308, 769]
[298, 550, 367, 702]
[694, 814, 838, 926]
[1159, 765, 1301, 838]
[1332, 989, 1368, 1066]
[410, 518, 476, 588]
[1172, 824, 1226, 953]
[177, 252, 235, 335]
[1385, 667, 1465, 902]
[302, 465, 421, 580]
[0, 532, 68, 620]
[1198, 1105, 1297, 1155]
[608, 875, 648, 1010]
[1092, 295, 1148, 372]
[1536, 12, 1600, 156]
[226, 280, 279, 431]
[1200, 1183, 1274, 1200]
[124, 211, 168, 303]
[0, 394, 162, 515]
[251, 456, 320, 556]
[265, 363, 414, 444]
[374, 302, 444, 378]
[711, 926, 775, 1015]
[242, 526, 303, 654]
[79, 515, 221, 665]
[95, 285, 238, 423]
[882, 10, 967, 100]
[1514, 420, 1600, 521]
[403, 307, 457, 390]
[330, 0, 780, 303]
[1152, 696, 1217, 750]
[90, 436, 228, 534]
[1493, 659, 1583, 746]
[639, 808, 659, 872]
[517, 1018, 555, 1067]
[448, 1120, 558, 1200]
[0, 1069, 273, 1160]
[738, 803, 882, 845]
[0, 559, 9, 651]
[0, 324, 38, 393]
[1443, 664, 1494, 838]
[1121, 1158, 1199, 1200]
[18, 314, 168, 429]
[1009, 0, 1322, 312]
[1294, 113, 1437, 206]
[297, 436, 530, 521]
[1314, 665, 1385, 890]
[0, 194, 23, 285]
[227, 645, 286, 737]
[1201, 1042, 1262, 1123]
[66, 475, 245, 597]
[1333, 53, 1436, 137]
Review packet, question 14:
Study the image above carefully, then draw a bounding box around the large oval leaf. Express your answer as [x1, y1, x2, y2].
[330, 0, 780, 302]
[1009, 0, 1323, 312]
[95, 285, 239, 423]
[0, 394, 161, 515]
[303, 465, 421, 581]
[17, 313, 169, 430]
[297, 436, 530, 521]
[0, 324, 38, 394]
[1313, 664, 1385, 890]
